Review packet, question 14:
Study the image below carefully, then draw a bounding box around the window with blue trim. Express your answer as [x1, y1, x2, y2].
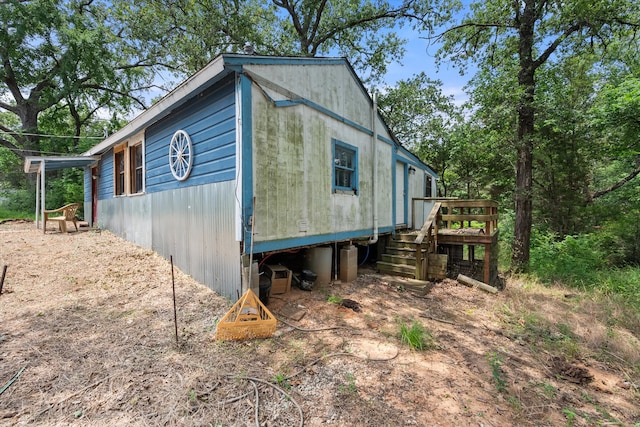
[332, 139, 358, 194]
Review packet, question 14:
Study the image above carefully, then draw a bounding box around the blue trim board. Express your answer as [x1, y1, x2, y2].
[391, 152, 410, 226]
[240, 72, 254, 248]
[403, 163, 409, 224]
[392, 151, 397, 227]
[223, 55, 346, 67]
[250, 226, 395, 254]
[332, 139, 359, 193]
[273, 98, 373, 137]
[378, 134, 439, 179]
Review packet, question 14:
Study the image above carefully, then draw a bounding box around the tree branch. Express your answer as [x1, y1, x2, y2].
[0, 137, 21, 155]
[80, 84, 148, 109]
[0, 101, 18, 114]
[311, 6, 408, 50]
[436, 21, 516, 41]
[308, 0, 329, 48]
[590, 162, 640, 201]
[1, 55, 25, 105]
[533, 23, 582, 70]
[0, 123, 24, 144]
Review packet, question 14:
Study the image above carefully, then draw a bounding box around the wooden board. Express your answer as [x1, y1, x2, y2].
[427, 254, 448, 279]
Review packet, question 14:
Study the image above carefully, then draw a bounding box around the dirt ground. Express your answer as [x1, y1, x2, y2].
[1, 220, 639, 426]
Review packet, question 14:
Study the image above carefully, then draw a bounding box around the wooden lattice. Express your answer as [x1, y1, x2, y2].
[215, 289, 276, 340]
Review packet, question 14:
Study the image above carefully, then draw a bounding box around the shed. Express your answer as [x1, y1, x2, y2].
[77, 54, 438, 300]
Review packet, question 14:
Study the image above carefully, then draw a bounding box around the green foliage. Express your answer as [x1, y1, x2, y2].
[529, 230, 640, 310]
[497, 210, 515, 271]
[530, 232, 607, 285]
[0, 0, 160, 198]
[487, 351, 507, 393]
[125, 0, 445, 84]
[0, 206, 32, 221]
[272, 373, 291, 390]
[338, 372, 357, 395]
[398, 320, 433, 351]
[562, 408, 578, 426]
[437, 0, 640, 268]
[327, 294, 343, 305]
[499, 306, 582, 358]
[0, 187, 35, 215]
[45, 169, 85, 217]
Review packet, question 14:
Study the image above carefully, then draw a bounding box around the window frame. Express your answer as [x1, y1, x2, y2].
[114, 144, 126, 196]
[332, 138, 359, 195]
[129, 142, 144, 194]
[113, 137, 145, 197]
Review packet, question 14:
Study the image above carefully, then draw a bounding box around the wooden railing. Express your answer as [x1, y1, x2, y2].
[413, 202, 441, 280]
[410, 198, 499, 282]
[438, 199, 499, 235]
[412, 198, 498, 234]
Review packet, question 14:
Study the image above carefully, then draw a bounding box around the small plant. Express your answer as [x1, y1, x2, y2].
[562, 408, 577, 426]
[327, 294, 343, 304]
[338, 372, 357, 394]
[399, 320, 433, 351]
[538, 381, 557, 399]
[508, 396, 522, 411]
[487, 351, 507, 393]
[273, 373, 291, 390]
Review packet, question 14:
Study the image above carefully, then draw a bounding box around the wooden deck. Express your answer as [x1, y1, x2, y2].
[415, 199, 499, 286]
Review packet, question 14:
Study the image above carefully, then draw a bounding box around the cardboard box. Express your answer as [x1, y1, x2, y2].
[264, 264, 292, 294]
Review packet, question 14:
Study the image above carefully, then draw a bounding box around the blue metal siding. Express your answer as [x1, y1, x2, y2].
[83, 168, 92, 203]
[97, 150, 114, 200]
[145, 76, 236, 193]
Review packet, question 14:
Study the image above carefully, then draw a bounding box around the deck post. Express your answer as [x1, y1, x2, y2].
[484, 243, 491, 285]
[40, 161, 46, 233]
[415, 242, 423, 280]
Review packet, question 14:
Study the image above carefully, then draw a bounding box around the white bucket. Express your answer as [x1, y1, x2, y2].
[305, 246, 333, 285]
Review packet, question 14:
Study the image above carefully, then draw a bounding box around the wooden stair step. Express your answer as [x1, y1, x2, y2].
[381, 254, 417, 265]
[387, 240, 415, 249]
[376, 261, 416, 278]
[385, 246, 427, 255]
[393, 233, 419, 243]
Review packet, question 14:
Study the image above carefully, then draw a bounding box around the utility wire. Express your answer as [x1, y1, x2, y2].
[1, 131, 104, 139]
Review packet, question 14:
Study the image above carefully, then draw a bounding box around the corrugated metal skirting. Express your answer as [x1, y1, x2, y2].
[98, 181, 241, 300]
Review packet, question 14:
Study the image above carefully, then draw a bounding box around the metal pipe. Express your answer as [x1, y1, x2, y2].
[368, 92, 379, 244]
[170, 255, 178, 347]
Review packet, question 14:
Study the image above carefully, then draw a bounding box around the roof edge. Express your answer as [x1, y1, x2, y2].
[84, 55, 228, 156]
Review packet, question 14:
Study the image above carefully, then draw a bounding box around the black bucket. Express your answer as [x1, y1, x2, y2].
[299, 269, 317, 291]
[259, 275, 272, 305]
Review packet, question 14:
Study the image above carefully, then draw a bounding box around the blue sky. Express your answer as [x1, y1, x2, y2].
[381, 2, 475, 106]
[383, 32, 472, 105]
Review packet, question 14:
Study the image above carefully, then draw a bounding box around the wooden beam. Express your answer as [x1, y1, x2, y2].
[484, 243, 491, 285]
[439, 214, 499, 222]
[415, 202, 441, 245]
[457, 274, 497, 294]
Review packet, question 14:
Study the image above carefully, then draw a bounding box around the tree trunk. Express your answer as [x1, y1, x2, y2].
[17, 103, 41, 159]
[511, 0, 537, 272]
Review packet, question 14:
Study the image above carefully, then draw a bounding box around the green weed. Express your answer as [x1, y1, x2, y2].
[538, 381, 557, 399]
[273, 373, 291, 390]
[562, 408, 577, 427]
[487, 351, 507, 393]
[327, 294, 343, 304]
[0, 207, 32, 221]
[338, 372, 357, 394]
[398, 320, 433, 351]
